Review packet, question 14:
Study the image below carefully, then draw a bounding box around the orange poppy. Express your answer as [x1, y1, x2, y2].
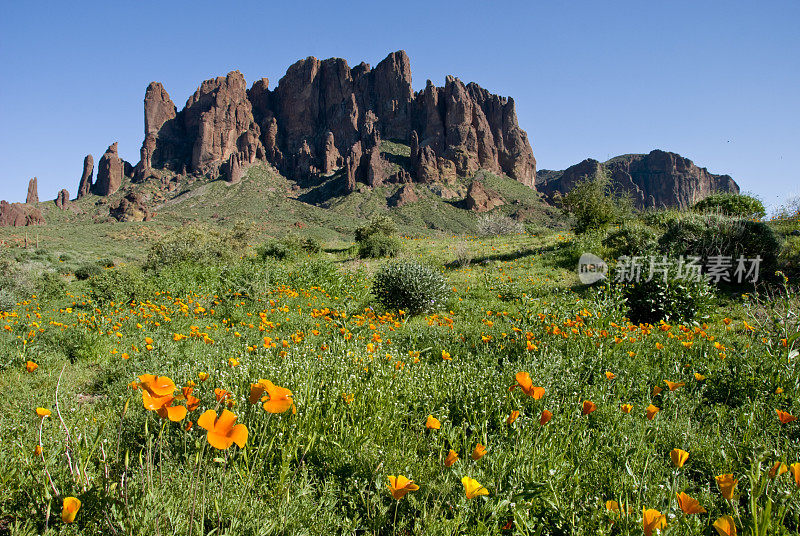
[510, 372, 544, 399]
[62, 496, 81, 523]
[25, 360, 38, 372]
[642, 508, 666, 536]
[694, 373, 706, 381]
[214, 388, 230, 401]
[664, 380, 685, 391]
[776, 409, 796, 424]
[506, 410, 519, 425]
[261, 380, 295, 414]
[605, 371, 616, 380]
[426, 415, 441, 429]
[387, 475, 419, 500]
[676, 492, 706, 514]
[138, 375, 176, 397]
[670, 448, 689, 468]
[713, 515, 737, 536]
[652, 386, 663, 397]
[582, 401, 597, 416]
[197, 409, 248, 449]
[35, 407, 51, 419]
[444, 449, 459, 467]
[540, 409, 553, 425]
[621, 404, 633, 414]
[790, 463, 800, 487]
[716, 474, 738, 500]
[462, 476, 489, 499]
[646, 404, 660, 420]
[769, 461, 787, 478]
[471, 443, 487, 460]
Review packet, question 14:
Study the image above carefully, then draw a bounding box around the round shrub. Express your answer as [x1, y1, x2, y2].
[602, 221, 659, 258]
[692, 193, 766, 219]
[358, 234, 401, 259]
[619, 266, 714, 324]
[372, 260, 448, 314]
[355, 215, 397, 243]
[74, 262, 102, 280]
[89, 266, 155, 304]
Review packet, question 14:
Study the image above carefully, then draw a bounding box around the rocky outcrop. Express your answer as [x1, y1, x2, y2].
[77, 155, 94, 198]
[26, 178, 39, 204]
[536, 150, 740, 209]
[109, 191, 152, 222]
[95, 143, 131, 196]
[135, 51, 536, 193]
[465, 180, 504, 212]
[0, 201, 44, 227]
[55, 189, 70, 209]
[388, 184, 419, 207]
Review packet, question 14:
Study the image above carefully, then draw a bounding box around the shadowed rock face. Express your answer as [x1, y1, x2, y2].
[133, 50, 537, 191]
[95, 142, 132, 196]
[55, 189, 70, 209]
[0, 200, 44, 227]
[77, 155, 94, 198]
[536, 150, 740, 209]
[26, 178, 39, 204]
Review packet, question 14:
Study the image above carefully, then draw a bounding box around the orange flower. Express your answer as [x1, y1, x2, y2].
[461, 476, 489, 499]
[605, 500, 620, 514]
[715, 474, 738, 500]
[713, 515, 737, 536]
[198, 372, 209, 382]
[769, 461, 788, 478]
[676, 492, 706, 514]
[506, 410, 519, 425]
[387, 475, 419, 500]
[138, 375, 186, 421]
[197, 409, 248, 449]
[651, 386, 663, 397]
[25, 360, 38, 372]
[605, 371, 616, 380]
[35, 407, 51, 419]
[214, 388, 230, 402]
[670, 448, 689, 468]
[441, 350, 451, 360]
[581, 400, 597, 415]
[471, 443, 487, 460]
[138, 375, 176, 397]
[510, 372, 544, 399]
[444, 449, 459, 467]
[426, 415, 441, 429]
[790, 463, 800, 487]
[646, 404, 660, 420]
[540, 409, 553, 425]
[776, 409, 796, 424]
[62, 496, 81, 523]
[642, 508, 666, 536]
[664, 380, 685, 391]
[261, 380, 295, 414]
[620, 404, 633, 414]
[694, 372, 706, 381]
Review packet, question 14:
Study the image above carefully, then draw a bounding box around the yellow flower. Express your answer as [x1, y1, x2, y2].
[790, 463, 800, 487]
[62, 496, 81, 523]
[620, 404, 633, 414]
[425, 415, 441, 430]
[228, 357, 239, 367]
[676, 492, 706, 514]
[694, 372, 706, 381]
[387, 475, 419, 500]
[471, 443, 487, 460]
[664, 380, 685, 391]
[444, 449, 459, 467]
[670, 448, 689, 468]
[716, 474, 738, 500]
[35, 407, 51, 419]
[605, 371, 616, 380]
[713, 515, 737, 536]
[461, 476, 489, 499]
[646, 404, 660, 420]
[642, 508, 666, 536]
[198, 372, 209, 382]
[25, 360, 38, 372]
[441, 350, 451, 360]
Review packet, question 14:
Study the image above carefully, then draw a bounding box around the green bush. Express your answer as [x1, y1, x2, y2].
[602, 221, 659, 258]
[75, 262, 102, 280]
[692, 193, 766, 219]
[372, 260, 448, 314]
[36, 271, 66, 300]
[98, 257, 115, 268]
[476, 213, 525, 236]
[0, 255, 33, 310]
[358, 234, 401, 259]
[145, 223, 248, 270]
[658, 213, 780, 283]
[562, 174, 633, 234]
[58, 253, 73, 262]
[258, 235, 321, 261]
[617, 265, 714, 324]
[89, 265, 155, 305]
[355, 215, 397, 243]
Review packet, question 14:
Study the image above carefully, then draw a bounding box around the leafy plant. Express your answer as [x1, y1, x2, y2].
[372, 260, 448, 314]
[693, 193, 766, 219]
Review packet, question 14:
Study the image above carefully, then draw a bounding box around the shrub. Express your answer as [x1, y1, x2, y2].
[89, 265, 155, 305]
[618, 265, 714, 324]
[355, 215, 397, 243]
[476, 213, 525, 236]
[0, 255, 33, 310]
[692, 193, 766, 219]
[36, 271, 66, 300]
[258, 235, 321, 261]
[58, 253, 73, 262]
[602, 221, 659, 258]
[692, 194, 767, 219]
[98, 257, 115, 268]
[145, 223, 248, 270]
[358, 234, 401, 259]
[372, 260, 448, 314]
[562, 174, 633, 234]
[658, 213, 781, 283]
[75, 262, 102, 280]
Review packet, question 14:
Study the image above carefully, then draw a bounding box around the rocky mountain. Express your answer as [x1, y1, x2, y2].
[536, 150, 739, 209]
[133, 50, 536, 192]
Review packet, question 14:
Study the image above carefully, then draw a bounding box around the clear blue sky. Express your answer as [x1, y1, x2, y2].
[1, 1, 798, 211]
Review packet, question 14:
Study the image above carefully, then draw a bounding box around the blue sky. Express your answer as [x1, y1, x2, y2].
[1, 1, 798, 211]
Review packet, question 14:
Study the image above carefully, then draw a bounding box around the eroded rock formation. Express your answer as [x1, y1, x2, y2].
[26, 178, 39, 204]
[77, 155, 94, 198]
[55, 189, 70, 209]
[109, 191, 152, 222]
[0, 201, 44, 227]
[95, 143, 131, 196]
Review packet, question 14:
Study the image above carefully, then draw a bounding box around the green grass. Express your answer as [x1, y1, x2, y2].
[1, 227, 799, 535]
